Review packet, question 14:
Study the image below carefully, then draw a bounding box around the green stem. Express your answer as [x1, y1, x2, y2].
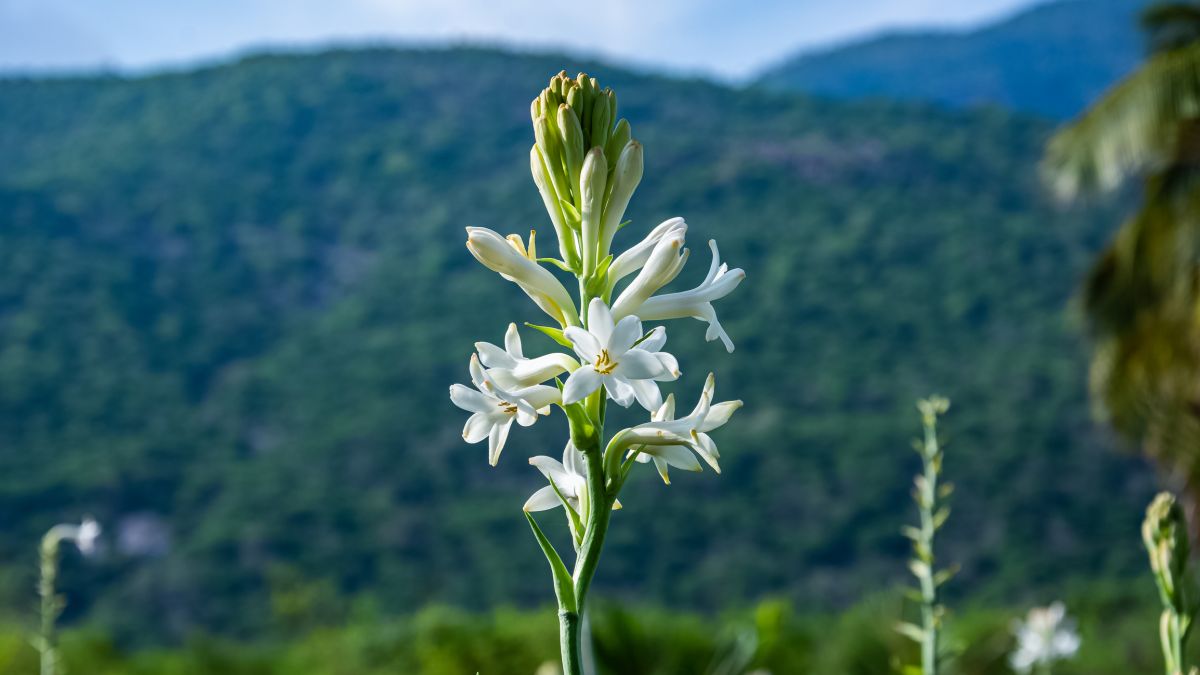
[559, 610, 582, 675]
[39, 538, 60, 675]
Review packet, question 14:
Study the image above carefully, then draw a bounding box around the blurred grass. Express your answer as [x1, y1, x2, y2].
[0, 581, 1178, 675]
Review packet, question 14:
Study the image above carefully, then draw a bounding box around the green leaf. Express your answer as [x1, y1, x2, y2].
[525, 323, 573, 348]
[538, 257, 576, 273]
[560, 199, 581, 225]
[894, 621, 925, 643]
[933, 507, 951, 530]
[524, 512, 577, 611]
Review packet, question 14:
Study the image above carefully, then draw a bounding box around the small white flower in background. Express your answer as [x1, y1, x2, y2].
[1010, 602, 1081, 674]
[450, 354, 560, 466]
[622, 373, 742, 483]
[476, 323, 578, 390]
[73, 517, 102, 556]
[634, 240, 745, 353]
[562, 298, 680, 411]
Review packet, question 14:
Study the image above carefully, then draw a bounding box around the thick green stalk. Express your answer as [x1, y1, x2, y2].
[559, 609, 582, 675]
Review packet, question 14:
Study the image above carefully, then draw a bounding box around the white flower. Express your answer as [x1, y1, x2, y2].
[46, 517, 102, 557]
[450, 354, 561, 466]
[74, 517, 101, 556]
[562, 299, 680, 411]
[475, 323, 577, 389]
[608, 217, 687, 286]
[627, 373, 741, 483]
[1010, 602, 1081, 674]
[465, 227, 578, 327]
[524, 442, 622, 522]
[636, 240, 745, 352]
[524, 441, 590, 515]
[610, 222, 689, 320]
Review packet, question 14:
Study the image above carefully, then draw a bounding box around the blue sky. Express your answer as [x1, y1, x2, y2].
[1, 0, 1043, 78]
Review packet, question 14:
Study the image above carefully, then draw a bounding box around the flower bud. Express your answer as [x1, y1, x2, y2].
[579, 147, 608, 274]
[530, 145, 579, 266]
[466, 226, 578, 326]
[604, 119, 631, 173]
[590, 92, 612, 151]
[533, 115, 569, 201]
[1144, 491, 1191, 613]
[600, 140, 643, 256]
[611, 226, 688, 319]
[558, 104, 585, 203]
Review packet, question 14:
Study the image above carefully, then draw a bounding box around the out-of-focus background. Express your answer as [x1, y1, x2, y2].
[0, 0, 1192, 672]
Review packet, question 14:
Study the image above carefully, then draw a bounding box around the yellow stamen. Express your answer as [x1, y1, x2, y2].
[593, 349, 617, 375]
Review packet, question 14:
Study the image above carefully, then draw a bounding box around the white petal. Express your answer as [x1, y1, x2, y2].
[475, 341, 516, 369]
[694, 433, 722, 473]
[523, 486, 562, 512]
[562, 365, 602, 405]
[652, 351, 681, 380]
[450, 384, 496, 414]
[488, 419, 513, 466]
[653, 394, 676, 422]
[586, 298, 615, 346]
[608, 217, 687, 284]
[506, 353, 576, 387]
[609, 315, 644, 354]
[652, 456, 671, 484]
[562, 441, 586, 477]
[614, 349, 669, 380]
[605, 376, 637, 407]
[463, 412, 494, 443]
[639, 326, 667, 352]
[529, 455, 571, 486]
[504, 323, 524, 358]
[565, 326, 602, 362]
[516, 384, 562, 410]
[626, 377, 663, 412]
[642, 444, 702, 473]
[700, 400, 742, 432]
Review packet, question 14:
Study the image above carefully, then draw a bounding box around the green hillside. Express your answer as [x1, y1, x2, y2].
[756, 0, 1145, 119]
[0, 47, 1155, 641]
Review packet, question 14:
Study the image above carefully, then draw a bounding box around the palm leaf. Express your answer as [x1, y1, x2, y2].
[1044, 42, 1200, 197]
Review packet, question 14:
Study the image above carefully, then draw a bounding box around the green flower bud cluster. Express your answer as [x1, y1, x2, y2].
[1143, 492, 1197, 675]
[529, 71, 643, 284]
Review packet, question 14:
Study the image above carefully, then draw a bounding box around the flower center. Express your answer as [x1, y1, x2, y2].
[497, 401, 518, 415]
[593, 349, 617, 375]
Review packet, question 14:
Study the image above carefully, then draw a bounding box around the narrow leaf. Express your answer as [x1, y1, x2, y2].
[525, 512, 577, 611]
[525, 323, 573, 348]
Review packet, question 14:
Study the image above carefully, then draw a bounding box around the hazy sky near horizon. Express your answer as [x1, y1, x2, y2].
[2, 0, 1043, 78]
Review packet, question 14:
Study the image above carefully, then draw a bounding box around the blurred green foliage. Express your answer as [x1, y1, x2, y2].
[0, 585, 1182, 674]
[0, 47, 1158, 640]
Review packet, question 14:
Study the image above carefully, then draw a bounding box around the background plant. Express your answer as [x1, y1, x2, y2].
[897, 396, 955, 675]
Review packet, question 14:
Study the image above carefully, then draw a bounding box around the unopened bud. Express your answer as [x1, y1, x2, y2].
[600, 140, 643, 256]
[558, 104, 585, 203]
[579, 147, 608, 274]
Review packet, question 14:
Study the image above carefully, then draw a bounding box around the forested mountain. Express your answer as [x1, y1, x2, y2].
[0, 47, 1153, 641]
[756, 0, 1146, 118]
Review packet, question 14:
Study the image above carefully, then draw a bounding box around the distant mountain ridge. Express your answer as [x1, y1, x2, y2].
[756, 0, 1148, 118]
